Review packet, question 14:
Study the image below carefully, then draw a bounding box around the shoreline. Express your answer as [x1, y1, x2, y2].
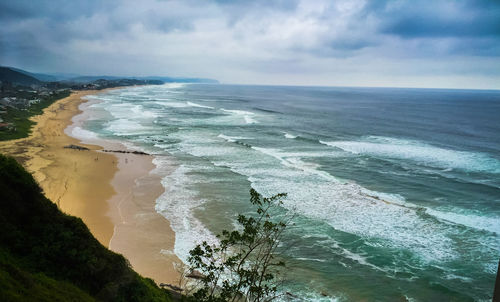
[0, 88, 181, 284]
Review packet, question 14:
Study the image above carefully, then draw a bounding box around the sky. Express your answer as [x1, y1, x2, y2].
[1, 0, 499, 89]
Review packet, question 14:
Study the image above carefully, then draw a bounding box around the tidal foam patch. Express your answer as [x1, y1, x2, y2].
[320, 136, 500, 173]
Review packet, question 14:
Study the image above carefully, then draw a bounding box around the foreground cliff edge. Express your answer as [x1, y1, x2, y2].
[0, 154, 176, 301]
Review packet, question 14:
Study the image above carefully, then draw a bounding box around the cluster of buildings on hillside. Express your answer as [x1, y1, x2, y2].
[0, 87, 69, 109]
[0, 105, 12, 130]
[0, 77, 163, 132]
[0, 84, 71, 130]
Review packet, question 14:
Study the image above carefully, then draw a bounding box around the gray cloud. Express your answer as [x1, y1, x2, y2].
[0, 0, 499, 89]
[374, 0, 500, 38]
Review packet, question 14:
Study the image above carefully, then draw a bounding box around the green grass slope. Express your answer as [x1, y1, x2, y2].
[0, 89, 70, 141]
[0, 249, 95, 302]
[0, 154, 174, 301]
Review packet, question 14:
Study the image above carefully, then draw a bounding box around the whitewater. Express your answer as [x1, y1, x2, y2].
[80, 84, 500, 301]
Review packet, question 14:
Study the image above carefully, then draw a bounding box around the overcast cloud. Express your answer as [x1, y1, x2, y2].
[1, 0, 499, 88]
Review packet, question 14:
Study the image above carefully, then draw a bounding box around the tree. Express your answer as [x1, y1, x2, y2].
[187, 189, 291, 302]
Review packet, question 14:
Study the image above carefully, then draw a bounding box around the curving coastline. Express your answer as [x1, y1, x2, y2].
[0, 88, 181, 284]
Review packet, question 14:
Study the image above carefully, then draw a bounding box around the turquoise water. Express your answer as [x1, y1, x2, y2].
[78, 84, 500, 301]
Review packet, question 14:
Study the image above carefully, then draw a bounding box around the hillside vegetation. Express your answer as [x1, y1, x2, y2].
[0, 89, 70, 141]
[0, 154, 174, 301]
[0, 67, 42, 86]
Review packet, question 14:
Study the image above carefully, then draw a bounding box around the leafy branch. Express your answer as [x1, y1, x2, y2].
[187, 189, 292, 302]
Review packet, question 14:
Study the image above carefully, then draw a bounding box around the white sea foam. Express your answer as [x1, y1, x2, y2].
[153, 160, 218, 261]
[156, 101, 215, 109]
[82, 95, 113, 102]
[444, 273, 473, 282]
[103, 103, 158, 120]
[244, 116, 256, 124]
[221, 108, 257, 124]
[105, 119, 151, 136]
[333, 240, 388, 272]
[162, 83, 187, 89]
[251, 147, 339, 182]
[187, 101, 214, 109]
[130, 105, 158, 118]
[195, 138, 495, 262]
[81, 95, 99, 101]
[92, 84, 499, 271]
[249, 173, 458, 262]
[173, 132, 469, 263]
[217, 134, 249, 143]
[75, 84, 500, 301]
[218, 134, 237, 142]
[155, 101, 190, 108]
[71, 84, 500, 301]
[71, 126, 99, 141]
[404, 296, 417, 302]
[320, 136, 500, 173]
[426, 208, 500, 234]
[359, 187, 407, 205]
[221, 109, 254, 115]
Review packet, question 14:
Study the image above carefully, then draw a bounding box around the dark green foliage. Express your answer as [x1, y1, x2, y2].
[0, 154, 173, 301]
[188, 189, 289, 302]
[0, 90, 70, 141]
[0, 249, 95, 302]
[0, 67, 41, 86]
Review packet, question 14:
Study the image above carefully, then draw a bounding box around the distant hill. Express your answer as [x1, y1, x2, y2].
[0, 67, 42, 86]
[66, 75, 219, 84]
[42, 72, 81, 81]
[1, 66, 219, 85]
[139, 76, 219, 84]
[7, 67, 59, 82]
[0, 154, 175, 301]
[65, 75, 122, 83]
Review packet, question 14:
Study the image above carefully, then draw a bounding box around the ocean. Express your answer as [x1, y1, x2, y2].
[75, 84, 500, 301]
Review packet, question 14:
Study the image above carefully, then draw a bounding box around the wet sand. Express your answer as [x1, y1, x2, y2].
[0, 89, 181, 284]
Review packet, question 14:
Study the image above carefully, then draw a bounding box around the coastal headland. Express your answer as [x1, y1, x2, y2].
[0, 88, 181, 284]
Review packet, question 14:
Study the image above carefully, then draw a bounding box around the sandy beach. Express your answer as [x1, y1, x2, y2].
[0, 89, 181, 284]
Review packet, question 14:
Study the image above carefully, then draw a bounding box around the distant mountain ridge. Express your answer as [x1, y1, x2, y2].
[7, 67, 59, 82]
[0, 66, 219, 84]
[0, 67, 42, 86]
[137, 76, 218, 84]
[64, 75, 218, 84]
